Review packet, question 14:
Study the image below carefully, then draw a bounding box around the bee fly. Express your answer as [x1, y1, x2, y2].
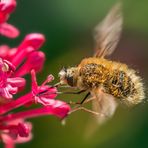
[56, 3, 145, 123]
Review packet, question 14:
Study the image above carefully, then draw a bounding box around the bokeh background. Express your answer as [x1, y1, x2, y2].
[0, 0, 148, 148]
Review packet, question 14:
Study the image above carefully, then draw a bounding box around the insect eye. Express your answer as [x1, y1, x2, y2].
[67, 76, 74, 86]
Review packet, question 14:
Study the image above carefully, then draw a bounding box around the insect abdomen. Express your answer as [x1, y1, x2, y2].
[105, 69, 144, 105]
[79, 58, 144, 105]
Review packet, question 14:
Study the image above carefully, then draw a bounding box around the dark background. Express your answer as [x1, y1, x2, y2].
[0, 0, 148, 148]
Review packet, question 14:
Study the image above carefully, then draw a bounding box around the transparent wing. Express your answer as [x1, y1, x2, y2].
[94, 3, 123, 58]
[92, 89, 118, 124]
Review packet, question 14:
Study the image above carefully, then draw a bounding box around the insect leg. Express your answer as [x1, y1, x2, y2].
[58, 85, 71, 88]
[68, 92, 90, 105]
[69, 106, 105, 117]
[61, 89, 86, 94]
[54, 82, 61, 87]
[79, 92, 91, 104]
[81, 97, 96, 104]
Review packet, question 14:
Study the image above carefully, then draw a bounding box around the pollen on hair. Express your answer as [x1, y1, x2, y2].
[78, 57, 145, 105]
[125, 69, 145, 105]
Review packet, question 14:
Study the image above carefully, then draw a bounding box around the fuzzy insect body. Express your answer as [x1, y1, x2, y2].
[58, 3, 145, 123]
[77, 57, 144, 105]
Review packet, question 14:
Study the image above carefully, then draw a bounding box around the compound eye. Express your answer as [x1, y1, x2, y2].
[67, 76, 74, 86]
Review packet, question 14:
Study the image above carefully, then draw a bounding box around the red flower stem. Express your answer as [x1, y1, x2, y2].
[0, 93, 32, 115]
[0, 106, 61, 122]
[5, 142, 15, 148]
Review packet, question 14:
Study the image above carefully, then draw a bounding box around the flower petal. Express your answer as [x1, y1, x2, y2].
[18, 33, 45, 52]
[0, 100, 71, 121]
[0, 45, 10, 58]
[10, 33, 45, 67]
[0, 0, 16, 14]
[7, 77, 26, 88]
[0, 0, 16, 23]
[0, 23, 19, 38]
[14, 51, 45, 77]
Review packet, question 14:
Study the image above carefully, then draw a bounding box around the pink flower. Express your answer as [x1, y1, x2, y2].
[1, 119, 33, 147]
[0, 58, 25, 99]
[31, 70, 57, 105]
[0, 33, 46, 77]
[0, 34, 46, 100]
[0, 120, 32, 139]
[0, 100, 70, 122]
[9, 33, 45, 66]
[0, 45, 17, 60]
[0, 1, 71, 148]
[0, 69, 70, 147]
[0, 70, 70, 116]
[0, 0, 19, 38]
[0, 71, 70, 147]
[14, 51, 45, 77]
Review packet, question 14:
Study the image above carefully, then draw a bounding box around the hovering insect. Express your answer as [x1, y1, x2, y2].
[57, 3, 145, 123]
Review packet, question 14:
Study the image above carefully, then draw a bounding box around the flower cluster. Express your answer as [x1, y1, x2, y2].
[0, 0, 70, 148]
[0, 0, 19, 38]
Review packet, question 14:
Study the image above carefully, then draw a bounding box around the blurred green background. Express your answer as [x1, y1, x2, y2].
[1, 0, 148, 148]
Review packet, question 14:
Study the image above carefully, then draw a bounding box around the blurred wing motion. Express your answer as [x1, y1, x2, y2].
[94, 3, 123, 58]
[92, 89, 118, 124]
